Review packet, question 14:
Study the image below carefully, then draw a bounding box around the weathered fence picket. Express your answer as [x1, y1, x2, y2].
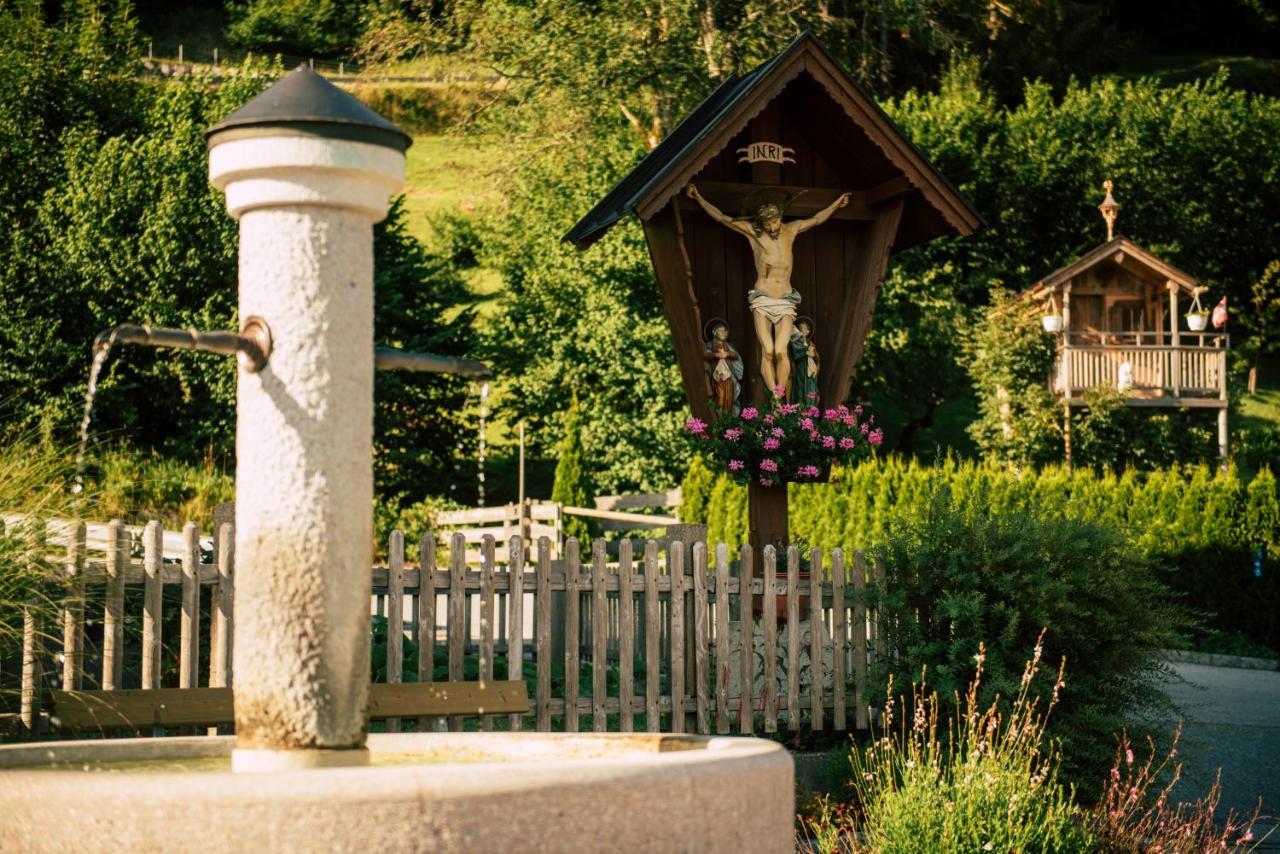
[10, 522, 882, 738]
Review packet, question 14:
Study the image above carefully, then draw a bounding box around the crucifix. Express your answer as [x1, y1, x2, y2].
[685, 184, 850, 396]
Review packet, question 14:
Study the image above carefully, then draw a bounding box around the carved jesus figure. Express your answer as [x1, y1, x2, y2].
[686, 184, 850, 393]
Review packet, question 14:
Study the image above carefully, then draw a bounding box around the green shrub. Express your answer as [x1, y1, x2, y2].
[677, 454, 713, 524]
[803, 641, 1094, 852]
[871, 486, 1186, 795]
[550, 397, 591, 543]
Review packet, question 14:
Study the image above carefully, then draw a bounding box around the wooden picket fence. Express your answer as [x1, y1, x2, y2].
[7, 519, 884, 737]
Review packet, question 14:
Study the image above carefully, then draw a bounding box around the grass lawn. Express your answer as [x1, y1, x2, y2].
[402, 134, 505, 251]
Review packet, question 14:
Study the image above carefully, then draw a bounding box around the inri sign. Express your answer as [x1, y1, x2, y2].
[737, 141, 796, 165]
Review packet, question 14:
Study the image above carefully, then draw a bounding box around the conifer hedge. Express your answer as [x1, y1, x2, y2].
[688, 459, 1280, 651]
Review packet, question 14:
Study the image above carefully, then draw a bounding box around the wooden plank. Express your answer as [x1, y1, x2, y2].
[564, 538, 581, 732]
[786, 547, 800, 730]
[367, 681, 529, 719]
[102, 520, 126, 691]
[562, 505, 681, 527]
[763, 545, 778, 733]
[21, 605, 40, 733]
[479, 535, 495, 731]
[669, 540, 685, 733]
[50, 683, 530, 730]
[418, 532, 438, 732]
[594, 489, 682, 511]
[852, 550, 868, 730]
[536, 537, 552, 732]
[832, 549, 849, 729]
[62, 522, 86, 690]
[180, 522, 200, 691]
[810, 547, 824, 731]
[141, 521, 163, 690]
[714, 542, 731, 733]
[693, 542, 710, 734]
[591, 538, 608, 732]
[211, 522, 234, 690]
[507, 535, 525, 731]
[385, 530, 405, 733]
[618, 539, 635, 732]
[448, 533, 466, 732]
[644, 539, 660, 731]
[739, 544, 755, 734]
[436, 506, 512, 525]
[824, 198, 906, 405]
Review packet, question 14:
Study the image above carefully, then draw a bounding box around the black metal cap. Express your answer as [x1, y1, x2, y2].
[205, 65, 412, 152]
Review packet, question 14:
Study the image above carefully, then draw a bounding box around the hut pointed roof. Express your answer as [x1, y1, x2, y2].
[563, 31, 982, 250]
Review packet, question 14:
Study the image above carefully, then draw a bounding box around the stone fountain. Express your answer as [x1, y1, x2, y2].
[0, 68, 791, 850]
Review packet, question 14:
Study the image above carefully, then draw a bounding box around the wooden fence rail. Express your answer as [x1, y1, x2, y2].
[6, 520, 882, 737]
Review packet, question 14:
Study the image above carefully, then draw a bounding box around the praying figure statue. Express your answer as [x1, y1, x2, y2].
[686, 184, 850, 393]
[788, 317, 819, 404]
[704, 320, 743, 413]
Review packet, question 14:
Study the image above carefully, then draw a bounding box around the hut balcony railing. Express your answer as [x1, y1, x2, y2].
[1052, 333, 1229, 404]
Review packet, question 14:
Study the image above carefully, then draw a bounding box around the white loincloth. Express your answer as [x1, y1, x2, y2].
[748, 289, 801, 325]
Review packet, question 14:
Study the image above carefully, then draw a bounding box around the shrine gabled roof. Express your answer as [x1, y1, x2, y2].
[563, 31, 983, 250]
[1022, 236, 1200, 300]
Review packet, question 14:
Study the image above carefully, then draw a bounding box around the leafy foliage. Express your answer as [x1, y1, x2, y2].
[550, 397, 591, 543]
[225, 0, 366, 57]
[872, 489, 1184, 795]
[0, 6, 477, 506]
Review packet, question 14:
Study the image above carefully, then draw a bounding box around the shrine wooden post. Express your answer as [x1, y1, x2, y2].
[566, 32, 981, 552]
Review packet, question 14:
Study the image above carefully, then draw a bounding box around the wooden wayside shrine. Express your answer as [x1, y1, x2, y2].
[566, 31, 980, 551]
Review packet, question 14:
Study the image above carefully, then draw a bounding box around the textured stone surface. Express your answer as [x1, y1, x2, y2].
[233, 205, 374, 751]
[0, 733, 795, 853]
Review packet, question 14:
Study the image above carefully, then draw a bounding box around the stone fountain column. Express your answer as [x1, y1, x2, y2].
[205, 67, 410, 771]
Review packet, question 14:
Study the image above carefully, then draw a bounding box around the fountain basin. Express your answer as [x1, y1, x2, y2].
[0, 732, 793, 852]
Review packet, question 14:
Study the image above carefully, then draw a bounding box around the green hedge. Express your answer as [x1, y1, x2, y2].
[688, 458, 1280, 651]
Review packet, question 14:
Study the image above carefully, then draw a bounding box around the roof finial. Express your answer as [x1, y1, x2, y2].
[1098, 179, 1120, 241]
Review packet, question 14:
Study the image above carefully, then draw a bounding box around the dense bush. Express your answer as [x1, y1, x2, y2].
[691, 458, 1280, 651]
[872, 491, 1184, 795]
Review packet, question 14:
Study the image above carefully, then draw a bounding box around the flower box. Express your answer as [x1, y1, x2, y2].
[685, 396, 881, 486]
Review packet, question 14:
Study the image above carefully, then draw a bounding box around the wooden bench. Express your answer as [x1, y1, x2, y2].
[48, 681, 529, 730]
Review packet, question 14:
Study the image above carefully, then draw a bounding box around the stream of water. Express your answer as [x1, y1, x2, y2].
[71, 335, 117, 494]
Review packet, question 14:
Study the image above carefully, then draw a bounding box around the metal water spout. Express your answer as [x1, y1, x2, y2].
[92, 320, 491, 378]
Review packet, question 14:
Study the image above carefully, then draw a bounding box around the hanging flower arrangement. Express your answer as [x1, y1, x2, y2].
[684, 388, 882, 486]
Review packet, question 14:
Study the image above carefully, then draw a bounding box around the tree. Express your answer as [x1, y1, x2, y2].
[678, 454, 714, 524]
[225, 0, 366, 58]
[550, 397, 591, 543]
[0, 5, 477, 503]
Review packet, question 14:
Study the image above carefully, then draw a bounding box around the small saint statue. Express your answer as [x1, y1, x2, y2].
[788, 317, 819, 404]
[686, 184, 850, 393]
[704, 320, 743, 414]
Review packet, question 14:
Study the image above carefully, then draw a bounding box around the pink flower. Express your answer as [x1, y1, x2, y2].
[854, 405, 863, 415]
[684, 417, 707, 435]
[839, 437, 855, 450]
[771, 384, 786, 397]
[741, 407, 758, 421]
[804, 407, 820, 418]
[868, 428, 883, 447]
[771, 427, 784, 438]
[758, 478, 774, 487]
[780, 403, 799, 415]
[1125, 748, 1134, 766]
[797, 465, 820, 479]
[724, 428, 743, 441]
[861, 422, 870, 435]
[763, 414, 775, 425]
[763, 437, 780, 450]
[799, 417, 814, 430]
[759, 459, 778, 473]
[822, 435, 836, 449]
[806, 391, 818, 400]
[728, 459, 744, 471]
[809, 430, 820, 442]
[823, 408, 839, 421]
[842, 414, 855, 426]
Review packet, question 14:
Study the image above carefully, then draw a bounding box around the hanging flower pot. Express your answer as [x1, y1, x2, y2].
[1186, 312, 1209, 332]
[1041, 315, 1064, 333]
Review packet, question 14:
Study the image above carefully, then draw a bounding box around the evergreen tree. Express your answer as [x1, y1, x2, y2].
[550, 397, 591, 543]
[678, 454, 714, 524]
